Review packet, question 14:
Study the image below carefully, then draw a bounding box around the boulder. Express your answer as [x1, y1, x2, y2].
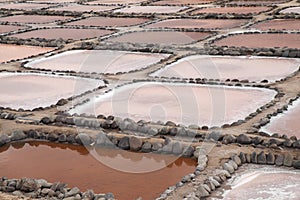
[195, 185, 209, 198]
[129, 136, 143, 151]
[65, 187, 80, 198]
[223, 163, 234, 174]
[222, 134, 236, 144]
[266, 153, 275, 165]
[40, 117, 52, 124]
[228, 160, 238, 170]
[275, 154, 284, 166]
[10, 130, 26, 141]
[232, 155, 242, 166]
[95, 132, 109, 146]
[283, 153, 293, 167]
[292, 160, 300, 169]
[251, 152, 257, 163]
[152, 142, 162, 152]
[58, 134, 67, 143]
[236, 134, 252, 144]
[172, 142, 182, 155]
[257, 151, 266, 164]
[118, 137, 130, 150]
[239, 152, 246, 164]
[82, 190, 94, 200]
[141, 142, 152, 152]
[75, 133, 93, 146]
[252, 136, 263, 145]
[19, 178, 40, 192]
[182, 146, 194, 157]
[48, 133, 58, 142]
[0, 134, 10, 146]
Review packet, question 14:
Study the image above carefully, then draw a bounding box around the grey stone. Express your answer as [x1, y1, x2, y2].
[95, 131, 109, 146]
[222, 134, 236, 144]
[252, 136, 263, 145]
[141, 142, 152, 152]
[228, 160, 238, 170]
[266, 153, 275, 165]
[129, 136, 143, 151]
[210, 178, 220, 187]
[232, 155, 242, 166]
[246, 153, 251, 163]
[283, 153, 293, 167]
[75, 133, 93, 146]
[19, 178, 40, 192]
[223, 163, 234, 174]
[239, 152, 246, 164]
[182, 146, 194, 157]
[48, 133, 58, 142]
[0, 134, 10, 146]
[257, 151, 267, 164]
[162, 143, 173, 153]
[251, 152, 257, 163]
[82, 190, 94, 200]
[172, 142, 182, 155]
[292, 160, 300, 169]
[65, 187, 80, 198]
[236, 134, 252, 144]
[195, 185, 209, 198]
[10, 130, 26, 141]
[152, 142, 162, 152]
[118, 137, 130, 150]
[58, 134, 67, 143]
[275, 154, 284, 166]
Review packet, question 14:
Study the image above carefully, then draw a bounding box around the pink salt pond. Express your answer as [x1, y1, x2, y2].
[0, 3, 51, 11]
[146, 19, 248, 29]
[151, 0, 214, 5]
[214, 33, 300, 49]
[69, 82, 276, 127]
[226, 0, 288, 6]
[49, 4, 118, 12]
[262, 99, 300, 138]
[65, 16, 150, 27]
[0, 141, 196, 200]
[10, 28, 114, 40]
[0, 73, 103, 110]
[86, 0, 147, 4]
[151, 55, 300, 82]
[0, 44, 54, 63]
[114, 5, 187, 14]
[280, 7, 300, 14]
[107, 31, 211, 45]
[0, 24, 27, 34]
[216, 165, 300, 200]
[252, 19, 300, 31]
[0, 15, 72, 24]
[192, 6, 270, 15]
[25, 50, 170, 74]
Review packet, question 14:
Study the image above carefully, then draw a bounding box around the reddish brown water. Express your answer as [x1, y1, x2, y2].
[114, 5, 187, 13]
[0, 141, 196, 200]
[217, 165, 300, 200]
[70, 82, 276, 127]
[0, 44, 54, 63]
[108, 31, 211, 45]
[49, 4, 117, 12]
[280, 7, 300, 14]
[0, 24, 26, 34]
[226, 0, 287, 5]
[65, 16, 150, 27]
[192, 6, 270, 14]
[151, 0, 213, 5]
[252, 19, 300, 31]
[86, 0, 146, 4]
[0, 73, 103, 110]
[10, 28, 114, 40]
[0, 15, 72, 24]
[0, 2, 50, 10]
[151, 55, 300, 82]
[263, 99, 300, 138]
[25, 50, 170, 74]
[146, 19, 248, 29]
[214, 33, 300, 48]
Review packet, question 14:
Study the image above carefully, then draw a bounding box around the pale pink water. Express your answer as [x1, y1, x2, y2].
[252, 19, 300, 31]
[114, 5, 187, 13]
[86, 0, 146, 4]
[0, 2, 50, 10]
[0, 44, 54, 63]
[151, 0, 213, 5]
[25, 50, 170, 74]
[0, 24, 26, 34]
[0, 15, 72, 24]
[10, 28, 114, 40]
[70, 82, 276, 126]
[192, 6, 270, 14]
[65, 16, 150, 27]
[280, 7, 300, 14]
[108, 31, 211, 45]
[214, 33, 300, 48]
[0, 73, 103, 110]
[151, 55, 300, 82]
[146, 19, 248, 29]
[227, 0, 287, 5]
[263, 99, 300, 138]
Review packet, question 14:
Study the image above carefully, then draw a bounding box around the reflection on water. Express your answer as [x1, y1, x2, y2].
[0, 141, 196, 200]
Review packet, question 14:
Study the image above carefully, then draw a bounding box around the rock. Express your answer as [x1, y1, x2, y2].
[141, 142, 152, 152]
[239, 152, 246, 164]
[210, 178, 220, 188]
[152, 142, 162, 152]
[95, 131, 109, 146]
[195, 185, 209, 198]
[236, 134, 252, 144]
[0, 134, 10, 146]
[172, 142, 182, 155]
[57, 98, 68, 106]
[251, 152, 257, 163]
[162, 143, 173, 153]
[66, 134, 76, 144]
[118, 137, 130, 150]
[246, 153, 251, 163]
[293, 160, 300, 169]
[36, 179, 51, 188]
[252, 136, 263, 145]
[257, 151, 266, 164]
[283, 153, 293, 167]
[293, 140, 300, 148]
[19, 178, 40, 192]
[75, 133, 93, 146]
[228, 160, 238, 170]
[10, 130, 26, 141]
[65, 187, 80, 198]
[82, 190, 94, 200]
[129, 136, 143, 151]
[182, 146, 194, 157]
[41, 117, 52, 124]
[222, 134, 236, 144]
[266, 153, 275, 165]
[232, 155, 242, 166]
[48, 133, 59, 142]
[275, 154, 284, 166]
[223, 163, 234, 174]
[58, 134, 67, 143]
[207, 131, 222, 141]
[198, 155, 208, 165]
[147, 127, 158, 135]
